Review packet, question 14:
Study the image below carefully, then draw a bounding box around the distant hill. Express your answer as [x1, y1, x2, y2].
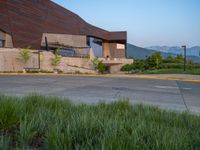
[127, 43, 200, 63]
[127, 44, 155, 59]
[146, 46, 200, 57]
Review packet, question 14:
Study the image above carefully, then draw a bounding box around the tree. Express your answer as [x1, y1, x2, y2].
[121, 64, 133, 73]
[146, 52, 163, 69]
[19, 47, 32, 65]
[163, 55, 175, 63]
[91, 57, 106, 74]
[175, 54, 184, 63]
[51, 48, 62, 67]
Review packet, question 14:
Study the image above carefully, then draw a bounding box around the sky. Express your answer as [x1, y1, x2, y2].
[53, 0, 200, 47]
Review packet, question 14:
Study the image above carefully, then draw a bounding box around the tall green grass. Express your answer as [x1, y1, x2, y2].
[0, 94, 200, 149]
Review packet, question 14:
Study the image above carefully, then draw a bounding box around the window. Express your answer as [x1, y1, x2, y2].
[0, 31, 5, 48]
[88, 37, 103, 57]
[0, 40, 5, 48]
[116, 44, 125, 49]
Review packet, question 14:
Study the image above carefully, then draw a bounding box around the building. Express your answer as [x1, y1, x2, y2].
[0, 0, 133, 73]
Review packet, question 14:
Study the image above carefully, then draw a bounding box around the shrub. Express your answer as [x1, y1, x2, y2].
[121, 64, 133, 73]
[91, 57, 106, 74]
[51, 48, 62, 67]
[121, 60, 146, 73]
[146, 52, 163, 69]
[19, 47, 32, 65]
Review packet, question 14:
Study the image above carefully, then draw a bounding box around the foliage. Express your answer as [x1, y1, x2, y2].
[146, 52, 163, 69]
[140, 68, 200, 75]
[0, 94, 200, 149]
[175, 54, 184, 63]
[121, 52, 199, 74]
[121, 59, 145, 73]
[51, 48, 62, 67]
[91, 57, 106, 74]
[19, 47, 32, 64]
[121, 64, 133, 73]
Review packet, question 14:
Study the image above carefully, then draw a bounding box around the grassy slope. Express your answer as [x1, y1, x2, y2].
[140, 68, 200, 75]
[0, 95, 200, 150]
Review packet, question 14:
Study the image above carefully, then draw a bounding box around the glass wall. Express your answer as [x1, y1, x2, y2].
[0, 31, 5, 48]
[87, 37, 103, 57]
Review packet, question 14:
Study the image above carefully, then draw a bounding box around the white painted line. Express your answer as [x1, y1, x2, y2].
[155, 86, 179, 89]
[155, 85, 192, 90]
[182, 88, 192, 90]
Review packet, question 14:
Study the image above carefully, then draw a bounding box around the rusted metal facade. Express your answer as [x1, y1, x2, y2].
[0, 0, 127, 49]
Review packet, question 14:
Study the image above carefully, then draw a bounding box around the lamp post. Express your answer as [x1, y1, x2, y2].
[182, 45, 186, 71]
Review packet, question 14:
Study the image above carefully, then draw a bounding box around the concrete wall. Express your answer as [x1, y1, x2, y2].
[0, 48, 95, 73]
[102, 42, 126, 58]
[109, 43, 125, 58]
[41, 33, 87, 48]
[0, 48, 38, 71]
[103, 42, 111, 58]
[40, 51, 96, 73]
[0, 48, 131, 73]
[5, 33, 13, 48]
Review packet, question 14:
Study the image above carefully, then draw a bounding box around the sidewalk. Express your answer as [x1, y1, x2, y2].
[0, 73, 200, 82]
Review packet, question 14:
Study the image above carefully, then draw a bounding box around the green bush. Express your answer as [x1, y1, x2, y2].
[97, 62, 106, 74]
[146, 52, 163, 69]
[91, 57, 106, 74]
[121, 64, 133, 73]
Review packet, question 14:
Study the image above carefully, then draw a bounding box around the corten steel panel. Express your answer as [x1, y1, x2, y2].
[0, 0, 11, 33]
[6, 0, 50, 49]
[0, 0, 127, 49]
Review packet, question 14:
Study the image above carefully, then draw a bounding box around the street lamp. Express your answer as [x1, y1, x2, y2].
[182, 45, 186, 71]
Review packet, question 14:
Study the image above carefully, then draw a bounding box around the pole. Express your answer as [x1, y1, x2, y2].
[182, 45, 186, 71]
[45, 36, 49, 51]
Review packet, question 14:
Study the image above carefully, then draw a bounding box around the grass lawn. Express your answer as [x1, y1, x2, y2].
[139, 68, 200, 75]
[0, 95, 200, 150]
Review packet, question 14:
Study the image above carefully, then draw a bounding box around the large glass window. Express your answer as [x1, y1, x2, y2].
[88, 37, 103, 57]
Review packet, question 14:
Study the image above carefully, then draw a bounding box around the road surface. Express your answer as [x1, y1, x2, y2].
[0, 75, 199, 113]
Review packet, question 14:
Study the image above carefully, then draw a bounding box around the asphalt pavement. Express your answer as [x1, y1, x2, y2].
[0, 75, 200, 113]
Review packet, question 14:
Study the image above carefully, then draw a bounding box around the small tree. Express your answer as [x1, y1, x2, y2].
[19, 47, 32, 65]
[146, 52, 163, 69]
[51, 48, 62, 67]
[175, 54, 184, 63]
[91, 57, 106, 74]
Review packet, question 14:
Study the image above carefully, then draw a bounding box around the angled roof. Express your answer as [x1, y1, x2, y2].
[0, 0, 127, 49]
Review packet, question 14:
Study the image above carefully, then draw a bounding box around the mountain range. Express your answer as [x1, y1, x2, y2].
[146, 46, 200, 57]
[127, 44, 200, 63]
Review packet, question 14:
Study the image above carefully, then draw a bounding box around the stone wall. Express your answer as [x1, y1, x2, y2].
[40, 51, 96, 73]
[0, 48, 38, 71]
[102, 42, 126, 58]
[41, 33, 87, 48]
[109, 43, 126, 58]
[5, 33, 13, 48]
[0, 48, 131, 74]
[0, 48, 96, 73]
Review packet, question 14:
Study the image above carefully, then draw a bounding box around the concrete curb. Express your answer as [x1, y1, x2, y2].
[0, 73, 200, 83]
